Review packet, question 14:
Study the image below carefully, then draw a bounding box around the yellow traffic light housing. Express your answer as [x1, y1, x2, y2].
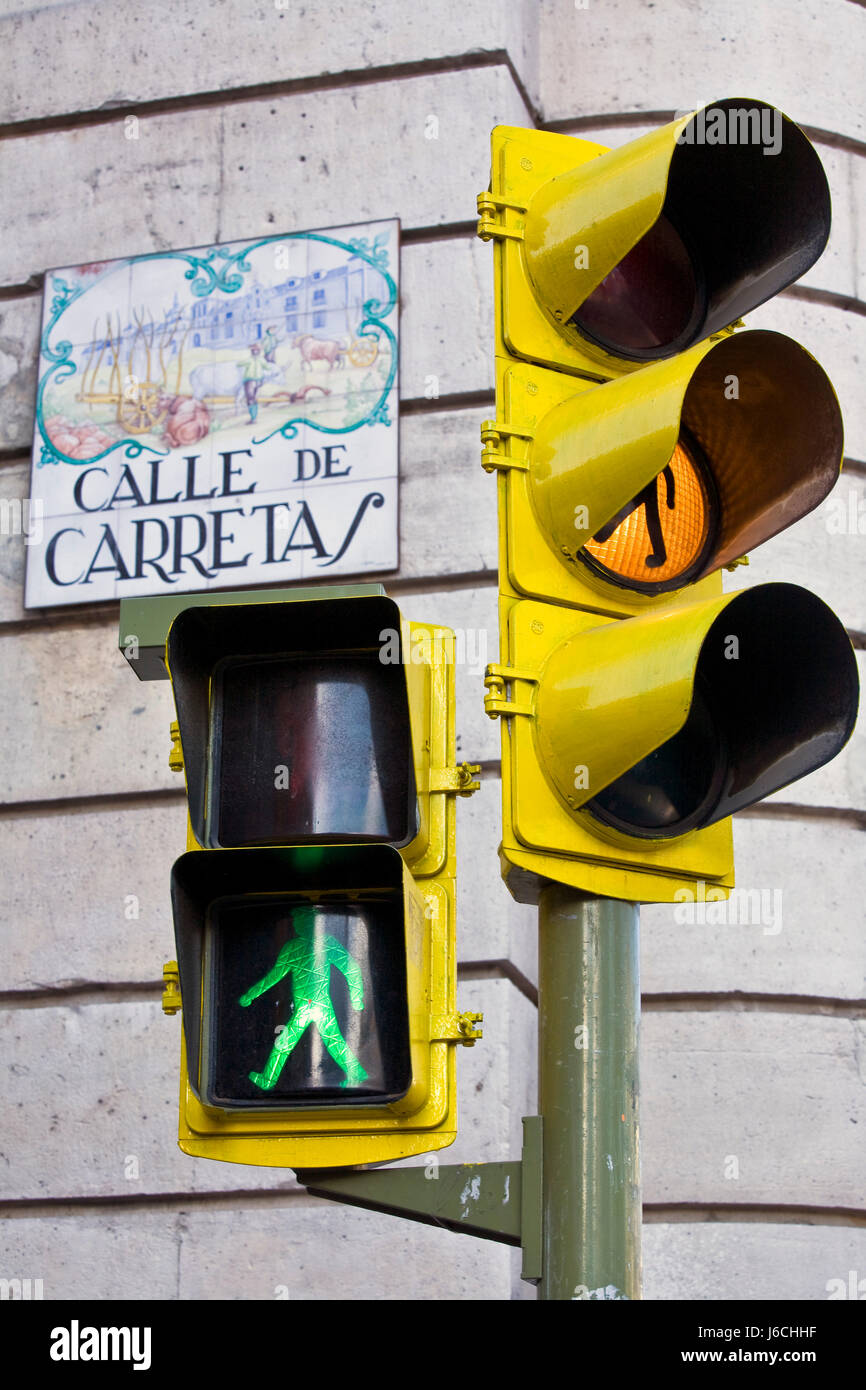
[486, 329, 843, 620]
[490, 587, 858, 903]
[479, 106, 860, 904]
[481, 101, 831, 378]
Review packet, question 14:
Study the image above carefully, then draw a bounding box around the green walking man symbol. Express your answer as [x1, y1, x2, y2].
[239, 907, 369, 1090]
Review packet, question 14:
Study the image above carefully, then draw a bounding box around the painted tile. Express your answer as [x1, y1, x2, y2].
[25, 220, 400, 607]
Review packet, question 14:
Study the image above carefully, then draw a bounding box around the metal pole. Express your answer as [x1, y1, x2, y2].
[537, 886, 641, 1301]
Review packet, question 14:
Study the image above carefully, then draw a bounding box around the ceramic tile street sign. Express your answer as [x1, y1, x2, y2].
[25, 220, 400, 609]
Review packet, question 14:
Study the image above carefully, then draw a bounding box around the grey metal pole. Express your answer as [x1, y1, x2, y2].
[537, 885, 641, 1301]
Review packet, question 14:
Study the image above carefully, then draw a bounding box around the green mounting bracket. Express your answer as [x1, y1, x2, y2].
[295, 1115, 543, 1284]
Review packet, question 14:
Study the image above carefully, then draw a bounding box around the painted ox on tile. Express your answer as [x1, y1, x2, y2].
[293, 334, 347, 369]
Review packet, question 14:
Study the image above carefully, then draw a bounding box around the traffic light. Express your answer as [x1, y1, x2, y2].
[122, 585, 481, 1168]
[478, 103, 859, 904]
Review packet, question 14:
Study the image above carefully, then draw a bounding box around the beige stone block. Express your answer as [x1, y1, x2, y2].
[217, 70, 526, 248]
[0, 291, 39, 449]
[641, 815, 866, 1000]
[0, 114, 223, 291]
[0, 1201, 514, 1300]
[0, 0, 539, 127]
[0, 801, 186, 991]
[0, 976, 531, 1200]
[808, 143, 866, 304]
[176, 1201, 514, 1300]
[395, 408, 497, 579]
[0, 1209, 181, 1300]
[400, 236, 495, 401]
[0, 620, 178, 804]
[0, 999, 276, 1201]
[641, 1011, 865, 1207]
[0, 69, 527, 290]
[3, 1206, 864, 1301]
[397, 582, 499, 764]
[644, 1221, 866, 1301]
[538, 0, 865, 145]
[0, 459, 30, 621]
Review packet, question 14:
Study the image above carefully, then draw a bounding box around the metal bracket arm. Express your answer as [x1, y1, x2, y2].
[476, 191, 527, 243]
[481, 420, 532, 474]
[428, 762, 482, 796]
[294, 1116, 542, 1279]
[484, 663, 538, 719]
[430, 1010, 484, 1046]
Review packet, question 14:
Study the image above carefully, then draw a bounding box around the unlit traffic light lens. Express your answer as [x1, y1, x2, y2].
[211, 656, 415, 847]
[586, 678, 725, 836]
[165, 596, 420, 851]
[572, 213, 703, 357]
[582, 585, 859, 840]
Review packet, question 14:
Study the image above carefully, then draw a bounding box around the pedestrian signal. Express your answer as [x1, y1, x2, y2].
[120, 585, 480, 1169]
[166, 595, 419, 849]
[170, 842, 463, 1165]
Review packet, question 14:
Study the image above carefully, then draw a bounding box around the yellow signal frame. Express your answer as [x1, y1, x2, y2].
[492, 596, 734, 905]
[480, 126, 615, 379]
[488, 355, 725, 621]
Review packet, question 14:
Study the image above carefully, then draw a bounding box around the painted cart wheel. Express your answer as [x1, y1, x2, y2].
[118, 381, 166, 433]
[347, 336, 379, 367]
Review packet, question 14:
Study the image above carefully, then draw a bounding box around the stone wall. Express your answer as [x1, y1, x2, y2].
[0, 0, 863, 1301]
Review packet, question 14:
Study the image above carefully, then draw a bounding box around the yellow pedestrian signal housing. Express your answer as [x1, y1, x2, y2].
[165, 596, 421, 853]
[479, 103, 860, 903]
[120, 585, 481, 1168]
[170, 843, 457, 1166]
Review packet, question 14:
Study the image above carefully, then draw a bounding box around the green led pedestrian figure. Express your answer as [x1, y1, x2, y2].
[239, 907, 368, 1091]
